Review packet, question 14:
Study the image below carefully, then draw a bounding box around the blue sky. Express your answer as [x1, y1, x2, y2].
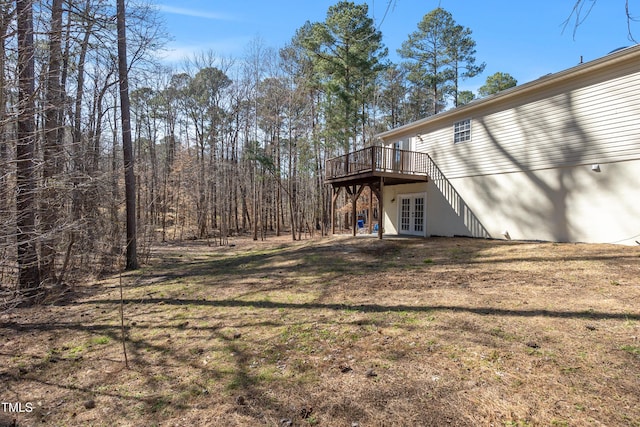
[153, 1, 638, 92]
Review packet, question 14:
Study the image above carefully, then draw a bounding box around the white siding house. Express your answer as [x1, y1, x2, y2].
[375, 44, 640, 245]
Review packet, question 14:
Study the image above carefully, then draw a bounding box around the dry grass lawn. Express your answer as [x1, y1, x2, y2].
[1, 235, 639, 426]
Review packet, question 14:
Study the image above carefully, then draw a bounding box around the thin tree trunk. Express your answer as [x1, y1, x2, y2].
[253, 160, 258, 241]
[40, 0, 64, 283]
[117, 0, 138, 270]
[275, 132, 281, 237]
[0, 4, 11, 248]
[16, 0, 41, 302]
[288, 125, 297, 241]
[69, 0, 92, 252]
[110, 106, 121, 254]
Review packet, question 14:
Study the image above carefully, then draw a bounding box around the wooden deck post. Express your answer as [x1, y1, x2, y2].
[368, 186, 373, 234]
[351, 185, 358, 236]
[378, 177, 384, 239]
[371, 146, 377, 173]
[346, 184, 365, 236]
[331, 186, 341, 236]
[344, 152, 349, 176]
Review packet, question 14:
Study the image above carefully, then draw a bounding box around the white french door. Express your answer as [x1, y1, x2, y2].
[399, 194, 426, 236]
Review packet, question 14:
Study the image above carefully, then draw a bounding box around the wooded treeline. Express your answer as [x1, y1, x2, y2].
[1, 0, 499, 305]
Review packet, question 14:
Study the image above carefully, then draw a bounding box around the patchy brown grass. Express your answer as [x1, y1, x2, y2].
[1, 235, 639, 426]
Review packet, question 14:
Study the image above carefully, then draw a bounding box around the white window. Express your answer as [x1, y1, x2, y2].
[454, 119, 471, 143]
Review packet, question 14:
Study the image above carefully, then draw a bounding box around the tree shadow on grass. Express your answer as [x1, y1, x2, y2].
[112, 237, 640, 297]
[0, 315, 298, 425]
[130, 237, 413, 287]
[3, 287, 638, 425]
[29, 297, 640, 322]
[3, 236, 638, 425]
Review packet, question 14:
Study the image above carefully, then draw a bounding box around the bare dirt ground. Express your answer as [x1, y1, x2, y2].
[1, 234, 639, 426]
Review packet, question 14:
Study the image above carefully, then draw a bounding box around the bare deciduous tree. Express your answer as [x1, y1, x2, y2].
[16, 0, 41, 303]
[565, 1, 637, 42]
[40, 0, 65, 284]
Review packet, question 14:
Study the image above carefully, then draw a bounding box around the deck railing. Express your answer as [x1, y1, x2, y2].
[326, 146, 435, 181]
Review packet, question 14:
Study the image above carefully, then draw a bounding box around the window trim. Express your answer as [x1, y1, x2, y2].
[453, 118, 472, 144]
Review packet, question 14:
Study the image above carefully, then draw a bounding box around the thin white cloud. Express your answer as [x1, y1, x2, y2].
[156, 39, 250, 63]
[157, 5, 235, 21]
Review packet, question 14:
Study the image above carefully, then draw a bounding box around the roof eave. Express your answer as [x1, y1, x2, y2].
[376, 44, 640, 142]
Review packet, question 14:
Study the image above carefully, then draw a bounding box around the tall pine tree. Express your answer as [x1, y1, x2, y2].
[299, 1, 387, 153]
[399, 7, 484, 114]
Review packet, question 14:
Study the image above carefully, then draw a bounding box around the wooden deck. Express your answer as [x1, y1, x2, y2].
[325, 146, 432, 185]
[326, 146, 435, 239]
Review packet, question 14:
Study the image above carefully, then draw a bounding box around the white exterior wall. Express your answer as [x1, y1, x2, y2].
[415, 62, 640, 179]
[379, 46, 640, 244]
[384, 160, 640, 244]
[447, 160, 640, 244]
[383, 180, 491, 239]
[382, 182, 427, 235]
